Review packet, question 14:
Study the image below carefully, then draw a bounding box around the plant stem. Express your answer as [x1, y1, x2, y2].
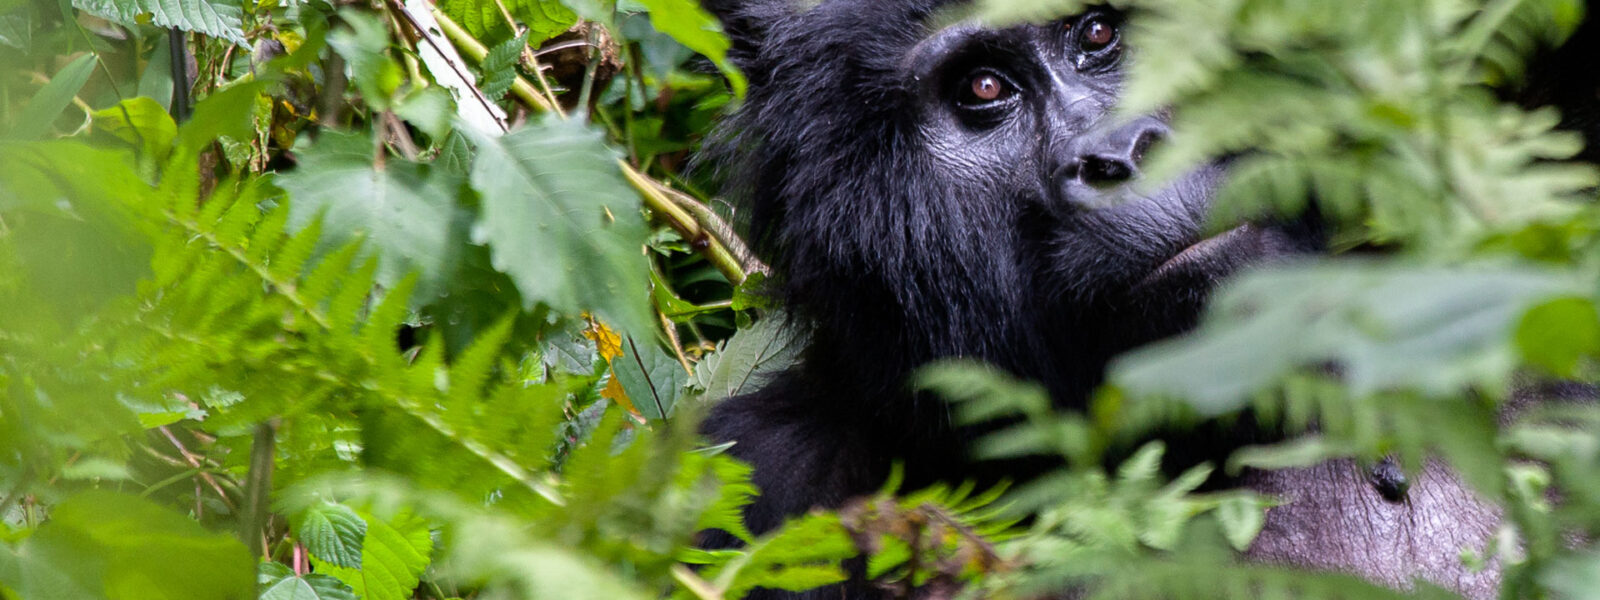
[239, 420, 278, 559]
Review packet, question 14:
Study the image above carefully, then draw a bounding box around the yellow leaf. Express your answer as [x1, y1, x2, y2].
[600, 372, 643, 418]
[583, 315, 624, 361]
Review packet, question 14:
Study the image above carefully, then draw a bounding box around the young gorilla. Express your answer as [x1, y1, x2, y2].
[695, 1, 1592, 598]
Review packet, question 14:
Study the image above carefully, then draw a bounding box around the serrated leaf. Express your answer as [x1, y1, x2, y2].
[440, 0, 575, 41]
[684, 314, 801, 404]
[480, 31, 528, 102]
[464, 115, 652, 338]
[275, 130, 463, 300]
[613, 339, 687, 420]
[73, 0, 246, 45]
[291, 502, 368, 569]
[311, 510, 432, 600]
[260, 564, 358, 600]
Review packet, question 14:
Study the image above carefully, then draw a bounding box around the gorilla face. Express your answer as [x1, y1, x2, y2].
[709, 0, 1310, 389]
[900, 9, 1237, 303]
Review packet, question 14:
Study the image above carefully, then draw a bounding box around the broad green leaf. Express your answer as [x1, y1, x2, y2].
[72, 0, 246, 45]
[1515, 296, 1600, 376]
[328, 11, 403, 110]
[440, 0, 575, 41]
[310, 511, 432, 600]
[6, 53, 95, 141]
[613, 340, 688, 420]
[175, 80, 271, 155]
[1112, 262, 1579, 414]
[260, 564, 358, 600]
[90, 97, 178, 160]
[464, 115, 652, 338]
[275, 130, 464, 300]
[394, 86, 454, 140]
[136, 34, 174, 111]
[0, 491, 252, 600]
[684, 314, 801, 404]
[633, 0, 746, 96]
[290, 502, 368, 569]
[0, 141, 153, 321]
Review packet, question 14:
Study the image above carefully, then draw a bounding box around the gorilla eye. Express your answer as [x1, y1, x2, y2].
[957, 70, 1016, 108]
[971, 74, 1005, 102]
[1078, 16, 1118, 52]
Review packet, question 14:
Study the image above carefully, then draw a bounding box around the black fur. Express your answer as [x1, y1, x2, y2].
[695, 1, 1596, 599]
[700, 0, 1302, 536]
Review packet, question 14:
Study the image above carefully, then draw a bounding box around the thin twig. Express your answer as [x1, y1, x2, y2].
[382, 111, 421, 160]
[159, 426, 237, 509]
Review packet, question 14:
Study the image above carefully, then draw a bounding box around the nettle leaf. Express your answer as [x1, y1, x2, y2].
[613, 339, 688, 420]
[72, 0, 246, 46]
[290, 502, 368, 569]
[480, 31, 529, 102]
[310, 511, 432, 600]
[465, 115, 652, 338]
[633, 0, 746, 96]
[259, 564, 358, 600]
[684, 314, 801, 405]
[1112, 262, 1580, 414]
[276, 130, 464, 300]
[440, 0, 575, 41]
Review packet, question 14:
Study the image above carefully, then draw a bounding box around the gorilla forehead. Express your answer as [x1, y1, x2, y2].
[722, 0, 1052, 236]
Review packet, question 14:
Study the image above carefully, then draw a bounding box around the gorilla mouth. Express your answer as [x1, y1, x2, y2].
[1140, 224, 1258, 287]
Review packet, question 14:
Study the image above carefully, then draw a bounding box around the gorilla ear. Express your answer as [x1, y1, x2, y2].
[702, 0, 791, 71]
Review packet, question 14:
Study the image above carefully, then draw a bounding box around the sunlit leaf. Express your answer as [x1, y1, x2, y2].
[73, 0, 246, 45]
[310, 510, 432, 600]
[290, 502, 368, 569]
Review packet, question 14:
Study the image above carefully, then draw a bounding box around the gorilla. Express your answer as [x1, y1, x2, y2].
[694, 1, 1597, 598]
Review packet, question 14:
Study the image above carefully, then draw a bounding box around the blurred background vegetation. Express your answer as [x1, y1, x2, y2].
[0, 0, 1597, 598]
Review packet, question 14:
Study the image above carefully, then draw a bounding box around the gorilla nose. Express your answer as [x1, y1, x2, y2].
[1058, 118, 1168, 189]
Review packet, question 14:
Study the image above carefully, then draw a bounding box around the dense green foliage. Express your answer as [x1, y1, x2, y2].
[0, 0, 1596, 598]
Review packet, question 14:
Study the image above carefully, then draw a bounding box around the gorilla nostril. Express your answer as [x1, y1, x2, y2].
[1130, 128, 1164, 166]
[1079, 154, 1134, 186]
